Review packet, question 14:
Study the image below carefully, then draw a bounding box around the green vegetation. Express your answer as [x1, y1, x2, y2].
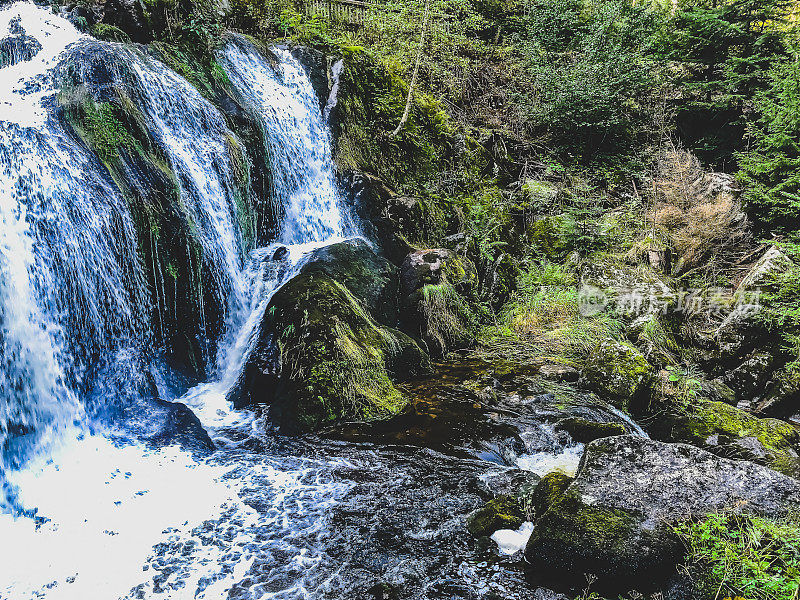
[676, 512, 800, 600]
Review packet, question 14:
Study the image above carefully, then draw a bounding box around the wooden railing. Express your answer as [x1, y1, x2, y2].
[299, 0, 449, 27]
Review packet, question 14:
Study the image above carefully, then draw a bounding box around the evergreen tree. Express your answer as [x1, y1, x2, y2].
[665, 0, 792, 169]
[738, 47, 800, 234]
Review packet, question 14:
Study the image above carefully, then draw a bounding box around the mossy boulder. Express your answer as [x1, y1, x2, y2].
[399, 249, 478, 357]
[230, 242, 431, 432]
[340, 171, 429, 264]
[524, 436, 800, 593]
[553, 417, 626, 443]
[298, 239, 400, 324]
[580, 340, 656, 414]
[525, 471, 573, 520]
[466, 495, 525, 537]
[649, 399, 800, 477]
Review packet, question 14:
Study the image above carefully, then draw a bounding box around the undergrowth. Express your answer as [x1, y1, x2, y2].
[675, 512, 800, 600]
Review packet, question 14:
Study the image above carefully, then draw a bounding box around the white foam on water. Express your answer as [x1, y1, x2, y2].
[515, 443, 584, 477]
[491, 521, 534, 556]
[0, 2, 85, 128]
[0, 431, 236, 600]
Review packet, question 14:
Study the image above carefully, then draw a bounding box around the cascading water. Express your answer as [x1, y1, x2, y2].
[219, 41, 356, 246]
[0, 3, 149, 472]
[178, 40, 361, 423]
[1, 7, 360, 596]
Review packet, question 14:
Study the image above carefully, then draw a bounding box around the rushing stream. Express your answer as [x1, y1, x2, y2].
[0, 4, 637, 598]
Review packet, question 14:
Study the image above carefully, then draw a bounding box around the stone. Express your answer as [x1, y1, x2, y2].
[524, 436, 800, 593]
[525, 471, 573, 519]
[538, 364, 580, 382]
[399, 249, 477, 357]
[721, 349, 777, 403]
[580, 340, 656, 414]
[647, 399, 800, 477]
[466, 495, 525, 537]
[229, 242, 431, 432]
[737, 245, 794, 292]
[553, 417, 626, 443]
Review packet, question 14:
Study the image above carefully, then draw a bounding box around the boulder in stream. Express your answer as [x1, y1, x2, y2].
[524, 435, 800, 593]
[230, 240, 431, 432]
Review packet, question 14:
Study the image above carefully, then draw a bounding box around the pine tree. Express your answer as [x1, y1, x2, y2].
[738, 47, 800, 234]
[666, 0, 792, 169]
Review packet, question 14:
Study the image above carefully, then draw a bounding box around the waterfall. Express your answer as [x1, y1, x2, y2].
[0, 6, 362, 596]
[178, 40, 361, 426]
[219, 41, 356, 246]
[0, 3, 149, 466]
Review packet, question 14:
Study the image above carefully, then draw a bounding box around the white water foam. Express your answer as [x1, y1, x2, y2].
[491, 521, 534, 555]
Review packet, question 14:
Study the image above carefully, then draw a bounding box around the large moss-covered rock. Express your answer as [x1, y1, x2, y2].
[340, 171, 427, 264]
[399, 249, 478, 357]
[524, 436, 800, 593]
[649, 399, 800, 477]
[230, 242, 431, 432]
[298, 239, 400, 324]
[580, 340, 655, 414]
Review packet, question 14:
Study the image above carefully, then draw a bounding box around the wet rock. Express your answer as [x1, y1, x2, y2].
[538, 364, 579, 382]
[553, 417, 625, 443]
[144, 398, 215, 454]
[230, 242, 431, 432]
[580, 339, 655, 414]
[466, 495, 525, 537]
[399, 249, 478, 357]
[290, 46, 331, 112]
[525, 471, 572, 520]
[524, 436, 800, 593]
[340, 172, 421, 264]
[647, 399, 800, 477]
[299, 239, 399, 324]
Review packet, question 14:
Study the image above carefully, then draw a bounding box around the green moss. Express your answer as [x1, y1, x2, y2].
[90, 23, 131, 42]
[529, 491, 639, 555]
[524, 471, 573, 520]
[418, 282, 476, 355]
[61, 88, 135, 163]
[333, 47, 462, 195]
[268, 273, 418, 430]
[582, 339, 655, 414]
[529, 215, 570, 259]
[466, 495, 525, 537]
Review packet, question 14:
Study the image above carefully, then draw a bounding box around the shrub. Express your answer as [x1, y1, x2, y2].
[676, 512, 800, 600]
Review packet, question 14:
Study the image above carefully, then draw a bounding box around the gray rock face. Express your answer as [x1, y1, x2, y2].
[737, 245, 794, 292]
[525, 436, 800, 593]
